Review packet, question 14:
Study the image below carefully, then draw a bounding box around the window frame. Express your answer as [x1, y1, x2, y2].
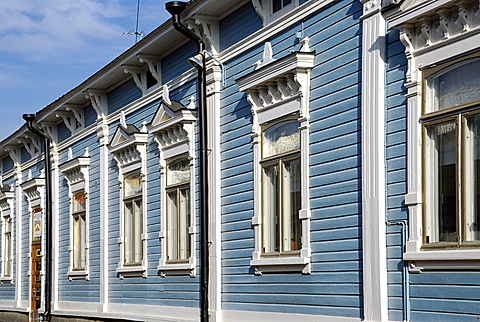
[108, 123, 149, 278]
[122, 171, 144, 266]
[71, 190, 87, 270]
[236, 45, 315, 275]
[0, 189, 14, 282]
[383, 0, 480, 269]
[165, 157, 192, 265]
[59, 155, 91, 280]
[260, 119, 302, 257]
[421, 59, 480, 250]
[149, 95, 197, 277]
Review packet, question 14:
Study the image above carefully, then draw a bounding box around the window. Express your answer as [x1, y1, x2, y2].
[261, 120, 302, 254]
[123, 171, 143, 265]
[59, 153, 90, 279]
[149, 92, 197, 277]
[72, 191, 86, 269]
[2, 215, 12, 277]
[109, 121, 148, 278]
[0, 188, 14, 281]
[166, 158, 191, 263]
[383, 0, 480, 271]
[236, 42, 314, 274]
[423, 58, 480, 248]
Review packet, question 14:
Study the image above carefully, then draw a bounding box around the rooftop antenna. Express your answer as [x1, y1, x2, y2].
[123, 0, 145, 44]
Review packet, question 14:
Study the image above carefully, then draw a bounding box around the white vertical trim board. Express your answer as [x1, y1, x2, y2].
[361, 1, 388, 321]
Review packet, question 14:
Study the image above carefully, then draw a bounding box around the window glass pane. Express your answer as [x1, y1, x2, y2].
[167, 191, 179, 261]
[73, 191, 86, 213]
[263, 164, 279, 253]
[179, 188, 190, 260]
[167, 158, 190, 186]
[282, 159, 301, 251]
[124, 201, 133, 263]
[4, 217, 12, 276]
[73, 214, 86, 269]
[124, 172, 142, 198]
[262, 120, 300, 158]
[428, 59, 480, 112]
[465, 116, 480, 242]
[425, 121, 457, 243]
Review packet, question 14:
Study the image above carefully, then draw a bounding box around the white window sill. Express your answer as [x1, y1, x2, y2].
[251, 255, 310, 275]
[157, 262, 196, 277]
[0, 276, 13, 284]
[116, 264, 147, 279]
[404, 249, 480, 273]
[67, 269, 89, 281]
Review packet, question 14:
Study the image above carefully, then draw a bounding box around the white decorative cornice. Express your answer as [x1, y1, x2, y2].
[0, 189, 14, 213]
[123, 65, 148, 94]
[85, 89, 108, 119]
[4, 146, 21, 166]
[56, 104, 85, 134]
[59, 156, 90, 186]
[149, 100, 197, 151]
[18, 135, 41, 158]
[137, 54, 162, 83]
[21, 177, 45, 203]
[187, 14, 220, 55]
[236, 50, 315, 115]
[109, 125, 148, 169]
[38, 122, 58, 143]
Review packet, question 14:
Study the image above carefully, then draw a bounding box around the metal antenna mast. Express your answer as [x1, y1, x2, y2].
[123, 0, 145, 44]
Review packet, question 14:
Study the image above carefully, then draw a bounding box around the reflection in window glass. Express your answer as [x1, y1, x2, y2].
[425, 121, 457, 243]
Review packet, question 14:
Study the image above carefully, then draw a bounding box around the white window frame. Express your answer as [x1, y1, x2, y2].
[236, 42, 314, 274]
[59, 155, 91, 280]
[384, 0, 480, 272]
[149, 92, 197, 277]
[109, 124, 148, 278]
[0, 189, 14, 283]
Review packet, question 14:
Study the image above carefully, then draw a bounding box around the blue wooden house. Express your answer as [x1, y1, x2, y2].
[1, 0, 480, 321]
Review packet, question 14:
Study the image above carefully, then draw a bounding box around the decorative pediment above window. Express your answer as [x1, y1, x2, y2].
[0, 186, 14, 214]
[59, 152, 90, 193]
[236, 41, 315, 125]
[109, 115, 148, 172]
[21, 176, 45, 208]
[149, 85, 197, 157]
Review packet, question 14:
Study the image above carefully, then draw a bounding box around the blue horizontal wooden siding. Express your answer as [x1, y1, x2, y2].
[107, 78, 142, 115]
[219, 2, 263, 52]
[84, 104, 96, 128]
[385, 28, 409, 322]
[161, 42, 197, 84]
[57, 133, 100, 303]
[2, 156, 13, 173]
[220, 0, 363, 319]
[57, 120, 70, 143]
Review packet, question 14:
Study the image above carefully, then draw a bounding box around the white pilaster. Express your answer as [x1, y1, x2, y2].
[360, 0, 388, 321]
[97, 119, 109, 312]
[206, 61, 222, 322]
[50, 143, 60, 310]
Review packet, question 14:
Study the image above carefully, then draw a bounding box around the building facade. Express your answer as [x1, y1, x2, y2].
[1, 0, 480, 321]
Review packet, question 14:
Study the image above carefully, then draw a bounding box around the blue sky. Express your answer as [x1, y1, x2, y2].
[0, 0, 172, 140]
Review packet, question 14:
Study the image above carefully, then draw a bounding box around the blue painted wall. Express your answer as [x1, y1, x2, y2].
[219, 2, 263, 51]
[107, 78, 142, 115]
[220, 0, 363, 318]
[161, 42, 198, 84]
[385, 27, 408, 322]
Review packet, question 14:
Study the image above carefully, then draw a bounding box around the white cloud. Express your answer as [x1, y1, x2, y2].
[0, 0, 131, 62]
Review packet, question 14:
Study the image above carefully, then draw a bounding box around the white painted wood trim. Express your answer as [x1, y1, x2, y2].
[361, 1, 388, 321]
[14, 167, 23, 308]
[96, 119, 110, 312]
[54, 301, 200, 322]
[222, 309, 361, 322]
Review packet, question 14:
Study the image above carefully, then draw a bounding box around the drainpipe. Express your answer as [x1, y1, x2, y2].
[165, 2, 209, 322]
[387, 220, 410, 321]
[23, 114, 53, 322]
